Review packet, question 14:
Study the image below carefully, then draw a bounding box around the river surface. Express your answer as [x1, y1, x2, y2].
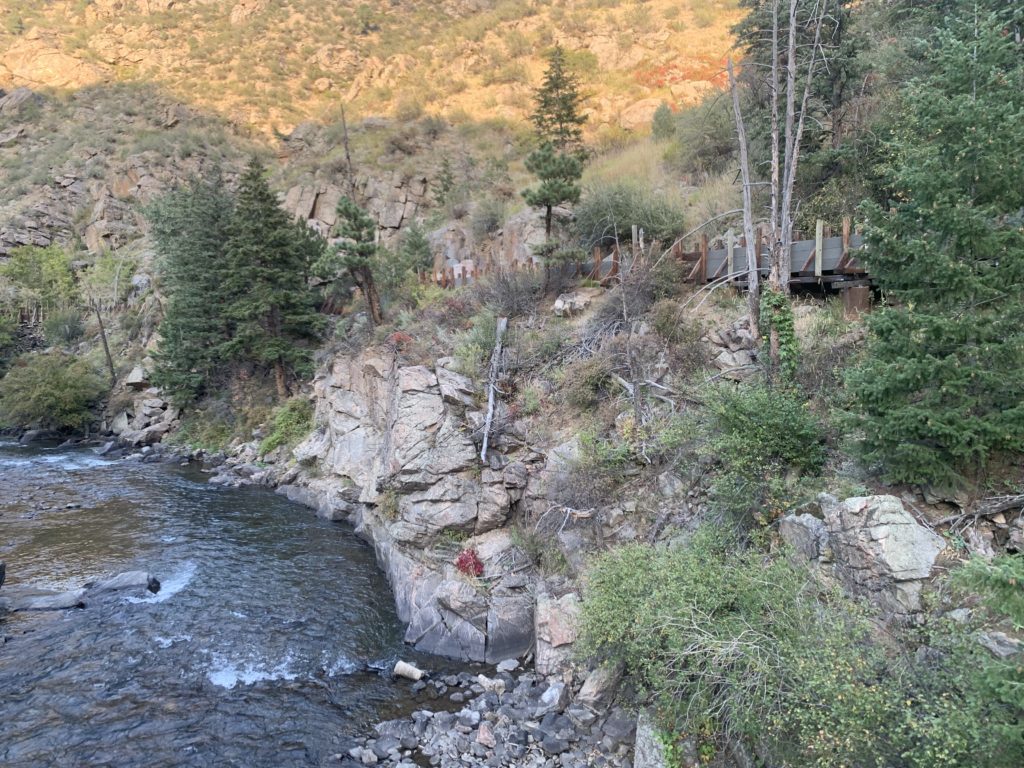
[0, 440, 427, 768]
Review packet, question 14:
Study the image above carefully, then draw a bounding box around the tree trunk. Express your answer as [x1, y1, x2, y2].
[90, 297, 116, 388]
[274, 357, 288, 399]
[358, 266, 384, 326]
[544, 205, 553, 240]
[728, 58, 761, 341]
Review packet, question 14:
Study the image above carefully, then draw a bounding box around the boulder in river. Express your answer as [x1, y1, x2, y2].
[85, 571, 161, 595]
[12, 589, 87, 611]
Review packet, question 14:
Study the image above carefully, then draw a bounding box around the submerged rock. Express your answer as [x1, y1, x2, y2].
[86, 570, 160, 595]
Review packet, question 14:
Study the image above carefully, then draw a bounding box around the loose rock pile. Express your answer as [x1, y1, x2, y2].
[108, 370, 181, 447]
[344, 667, 636, 768]
[707, 317, 759, 380]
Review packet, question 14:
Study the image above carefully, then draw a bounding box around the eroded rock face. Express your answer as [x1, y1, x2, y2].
[813, 494, 946, 614]
[289, 349, 538, 662]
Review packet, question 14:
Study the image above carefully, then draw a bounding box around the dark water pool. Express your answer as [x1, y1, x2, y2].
[0, 440, 421, 767]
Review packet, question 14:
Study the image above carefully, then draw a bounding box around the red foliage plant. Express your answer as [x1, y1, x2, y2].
[455, 547, 484, 577]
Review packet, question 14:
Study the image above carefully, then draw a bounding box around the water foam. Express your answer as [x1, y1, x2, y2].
[206, 653, 299, 690]
[126, 561, 197, 604]
[324, 653, 359, 677]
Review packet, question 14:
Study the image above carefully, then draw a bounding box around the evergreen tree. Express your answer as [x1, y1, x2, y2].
[524, 47, 587, 243]
[222, 157, 324, 398]
[523, 145, 584, 241]
[399, 223, 433, 273]
[149, 172, 234, 403]
[328, 197, 384, 326]
[847, 6, 1024, 485]
[531, 46, 586, 152]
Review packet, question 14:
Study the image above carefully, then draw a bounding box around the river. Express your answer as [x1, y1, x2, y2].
[0, 440, 427, 767]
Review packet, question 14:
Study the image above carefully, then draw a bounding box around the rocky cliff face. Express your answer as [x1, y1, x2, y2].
[244, 349, 543, 663]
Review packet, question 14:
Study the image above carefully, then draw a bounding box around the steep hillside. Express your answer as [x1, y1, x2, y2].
[0, 0, 741, 135]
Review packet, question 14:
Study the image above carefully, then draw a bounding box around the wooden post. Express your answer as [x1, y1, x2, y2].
[814, 219, 824, 278]
[610, 246, 620, 279]
[726, 228, 735, 280]
[699, 234, 709, 284]
[841, 215, 851, 265]
[631, 225, 640, 260]
[754, 226, 762, 277]
[842, 286, 871, 319]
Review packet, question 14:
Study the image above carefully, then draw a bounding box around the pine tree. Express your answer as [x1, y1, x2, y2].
[329, 197, 384, 326]
[531, 46, 587, 152]
[222, 157, 324, 398]
[149, 172, 234, 404]
[523, 144, 584, 241]
[847, 6, 1024, 485]
[524, 47, 587, 243]
[399, 223, 433, 273]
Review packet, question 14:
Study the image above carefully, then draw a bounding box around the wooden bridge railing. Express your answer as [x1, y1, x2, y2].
[418, 217, 869, 293]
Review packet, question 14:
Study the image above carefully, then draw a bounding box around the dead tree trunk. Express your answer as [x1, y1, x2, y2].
[89, 296, 116, 388]
[480, 317, 508, 464]
[728, 58, 761, 341]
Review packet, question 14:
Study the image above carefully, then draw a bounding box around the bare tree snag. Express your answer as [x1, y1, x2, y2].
[480, 317, 508, 464]
[727, 58, 761, 340]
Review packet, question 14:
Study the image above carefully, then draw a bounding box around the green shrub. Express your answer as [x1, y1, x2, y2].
[574, 182, 687, 250]
[579, 529, 1024, 768]
[0, 353, 106, 431]
[663, 96, 737, 178]
[561, 353, 614, 410]
[470, 196, 507, 240]
[0, 314, 17, 363]
[650, 102, 675, 140]
[258, 397, 314, 455]
[43, 310, 84, 346]
[0, 245, 79, 313]
[705, 384, 825, 523]
[166, 406, 235, 453]
[453, 309, 497, 375]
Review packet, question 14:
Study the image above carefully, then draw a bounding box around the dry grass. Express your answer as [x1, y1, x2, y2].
[0, 0, 742, 135]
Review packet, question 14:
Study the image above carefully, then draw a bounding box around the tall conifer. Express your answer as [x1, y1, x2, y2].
[524, 46, 587, 242]
[222, 157, 323, 397]
[848, 7, 1024, 485]
[150, 171, 234, 403]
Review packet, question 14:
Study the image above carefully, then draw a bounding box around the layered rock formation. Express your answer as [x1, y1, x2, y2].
[272, 350, 543, 663]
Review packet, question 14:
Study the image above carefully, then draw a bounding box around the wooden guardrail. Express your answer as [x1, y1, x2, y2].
[418, 217, 870, 295]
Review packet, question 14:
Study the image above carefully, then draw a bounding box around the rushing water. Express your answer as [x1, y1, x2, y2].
[0, 440, 425, 768]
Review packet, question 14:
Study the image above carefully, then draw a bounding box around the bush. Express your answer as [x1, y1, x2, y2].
[0, 353, 106, 431]
[258, 397, 314, 455]
[663, 96, 737, 179]
[650, 299, 709, 375]
[43, 310, 84, 346]
[705, 384, 825, 523]
[470, 196, 506, 240]
[561, 353, 614, 410]
[453, 309, 498, 375]
[574, 182, 687, 250]
[0, 314, 17, 363]
[650, 102, 675, 140]
[473, 270, 540, 318]
[0, 245, 78, 313]
[578, 529, 1024, 768]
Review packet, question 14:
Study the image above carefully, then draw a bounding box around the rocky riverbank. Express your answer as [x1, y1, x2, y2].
[343, 664, 641, 768]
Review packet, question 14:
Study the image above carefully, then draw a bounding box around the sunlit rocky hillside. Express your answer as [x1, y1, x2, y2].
[1, 0, 741, 134]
